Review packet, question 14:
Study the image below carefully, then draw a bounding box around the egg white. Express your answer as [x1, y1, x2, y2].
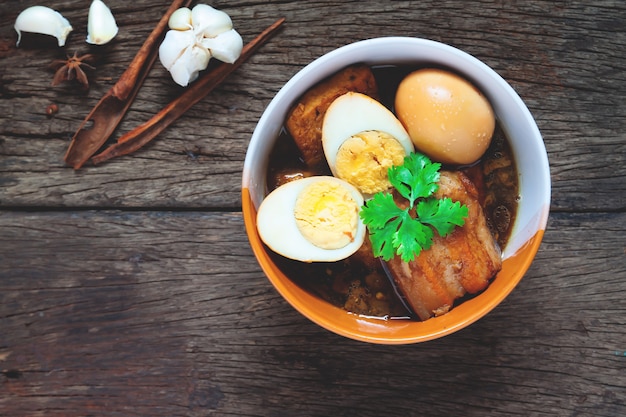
[322, 92, 414, 177]
[256, 176, 366, 262]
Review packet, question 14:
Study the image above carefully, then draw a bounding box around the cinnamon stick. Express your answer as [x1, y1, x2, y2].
[91, 17, 285, 166]
[112, 0, 192, 101]
[64, 0, 192, 169]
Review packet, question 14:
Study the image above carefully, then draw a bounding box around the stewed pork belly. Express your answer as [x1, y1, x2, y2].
[385, 171, 502, 320]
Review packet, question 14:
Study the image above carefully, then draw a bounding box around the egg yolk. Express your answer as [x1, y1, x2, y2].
[294, 180, 360, 250]
[334, 130, 406, 194]
[395, 68, 495, 165]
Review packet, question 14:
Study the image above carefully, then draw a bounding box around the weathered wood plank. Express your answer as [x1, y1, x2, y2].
[1, 210, 624, 416]
[1, 0, 625, 210]
[1, 0, 625, 416]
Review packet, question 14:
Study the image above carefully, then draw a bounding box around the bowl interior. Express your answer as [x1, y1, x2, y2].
[242, 37, 550, 344]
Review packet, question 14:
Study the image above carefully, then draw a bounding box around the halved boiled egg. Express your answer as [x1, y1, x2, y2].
[322, 92, 414, 195]
[256, 176, 366, 262]
[395, 68, 495, 165]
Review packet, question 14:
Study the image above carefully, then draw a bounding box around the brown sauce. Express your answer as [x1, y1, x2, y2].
[265, 65, 519, 320]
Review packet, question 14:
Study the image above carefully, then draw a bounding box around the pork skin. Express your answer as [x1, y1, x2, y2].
[385, 171, 502, 320]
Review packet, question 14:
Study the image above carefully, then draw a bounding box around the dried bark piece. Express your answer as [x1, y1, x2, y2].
[91, 17, 286, 165]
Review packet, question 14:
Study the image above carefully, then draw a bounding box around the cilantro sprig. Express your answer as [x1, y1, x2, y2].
[359, 152, 469, 262]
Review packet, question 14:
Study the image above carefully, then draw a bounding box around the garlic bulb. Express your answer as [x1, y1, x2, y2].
[86, 0, 118, 45]
[159, 4, 243, 87]
[14, 5, 73, 47]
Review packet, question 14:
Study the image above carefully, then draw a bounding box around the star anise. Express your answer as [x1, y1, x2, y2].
[50, 52, 96, 89]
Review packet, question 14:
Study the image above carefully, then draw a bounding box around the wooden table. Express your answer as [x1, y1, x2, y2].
[1, 1, 625, 415]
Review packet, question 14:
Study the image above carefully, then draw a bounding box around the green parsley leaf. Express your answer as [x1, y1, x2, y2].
[367, 216, 402, 261]
[359, 193, 404, 229]
[388, 152, 441, 206]
[360, 152, 469, 262]
[393, 216, 433, 262]
[417, 197, 469, 236]
[360, 193, 407, 261]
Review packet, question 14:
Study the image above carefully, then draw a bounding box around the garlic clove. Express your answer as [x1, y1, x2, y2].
[191, 4, 233, 37]
[86, 0, 118, 45]
[168, 46, 212, 87]
[168, 7, 192, 31]
[14, 5, 73, 47]
[200, 29, 243, 64]
[159, 29, 194, 70]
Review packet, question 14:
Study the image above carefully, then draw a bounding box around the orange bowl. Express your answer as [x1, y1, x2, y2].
[242, 37, 550, 344]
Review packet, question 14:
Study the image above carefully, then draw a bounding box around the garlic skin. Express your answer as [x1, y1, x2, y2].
[159, 4, 243, 87]
[191, 4, 233, 37]
[168, 7, 192, 31]
[161, 30, 211, 87]
[201, 29, 244, 64]
[86, 0, 118, 45]
[14, 5, 73, 47]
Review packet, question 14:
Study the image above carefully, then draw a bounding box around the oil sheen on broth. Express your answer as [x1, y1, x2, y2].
[265, 65, 519, 320]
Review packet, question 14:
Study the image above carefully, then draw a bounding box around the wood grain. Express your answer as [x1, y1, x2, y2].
[1, 0, 624, 210]
[1, 0, 625, 416]
[0, 211, 624, 416]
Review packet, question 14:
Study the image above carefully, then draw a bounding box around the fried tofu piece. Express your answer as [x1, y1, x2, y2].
[285, 65, 379, 168]
[385, 171, 502, 321]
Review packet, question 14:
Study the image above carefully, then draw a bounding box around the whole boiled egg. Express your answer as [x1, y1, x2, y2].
[395, 68, 495, 165]
[322, 92, 414, 195]
[256, 176, 366, 262]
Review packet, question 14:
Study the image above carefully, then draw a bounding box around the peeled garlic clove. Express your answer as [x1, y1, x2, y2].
[200, 29, 243, 64]
[191, 4, 233, 37]
[159, 29, 194, 70]
[168, 7, 192, 31]
[86, 0, 118, 45]
[168, 46, 212, 87]
[14, 5, 73, 47]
